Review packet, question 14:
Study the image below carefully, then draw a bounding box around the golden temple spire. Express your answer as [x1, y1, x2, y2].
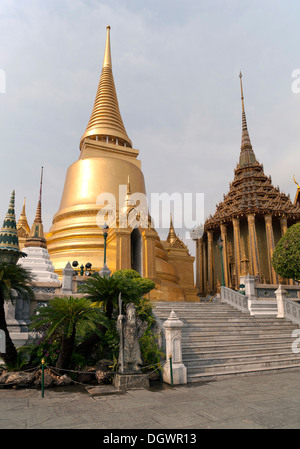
[17, 198, 30, 235]
[25, 167, 47, 249]
[34, 166, 43, 224]
[167, 214, 177, 244]
[238, 72, 257, 167]
[103, 25, 112, 68]
[293, 175, 300, 206]
[80, 26, 132, 150]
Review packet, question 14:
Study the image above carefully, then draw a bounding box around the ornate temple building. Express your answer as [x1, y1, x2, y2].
[194, 73, 300, 295]
[44, 26, 198, 301]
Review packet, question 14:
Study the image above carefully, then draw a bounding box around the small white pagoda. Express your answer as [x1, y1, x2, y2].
[19, 168, 59, 283]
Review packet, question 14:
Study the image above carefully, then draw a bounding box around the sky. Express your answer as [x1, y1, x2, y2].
[0, 0, 299, 259]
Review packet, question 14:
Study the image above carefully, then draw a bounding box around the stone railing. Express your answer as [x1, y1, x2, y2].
[275, 284, 300, 326]
[256, 284, 300, 299]
[220, 286, 249, 313]
[282, 298, 300, 326]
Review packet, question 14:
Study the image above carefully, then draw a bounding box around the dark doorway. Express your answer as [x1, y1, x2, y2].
[131, 228, 142, 275]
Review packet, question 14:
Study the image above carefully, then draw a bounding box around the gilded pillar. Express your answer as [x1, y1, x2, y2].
[141, 229, 157, 280]
[220, 223, 229, 287]
[247, 214, 260, 280]
[199, 237, 204, 294]
[232, 218, 241, 288]
[207, 230, 214, 292]
[115, 228, 131, 271]
[264, 214, 278, 284]
[195, 238, 204, 294]
[280, 216, 288, 236]
[203, 238, 208, 293]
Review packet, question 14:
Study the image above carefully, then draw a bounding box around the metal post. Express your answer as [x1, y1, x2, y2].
[220, 245, 225, 286]
[118, 293, 124, 373]
[41, 358, 45, 398]
[169, 355, 173, 387]
[103, 232, 107, 265]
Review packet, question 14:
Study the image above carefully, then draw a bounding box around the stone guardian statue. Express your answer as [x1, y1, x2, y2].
[117, 302, 146, 374]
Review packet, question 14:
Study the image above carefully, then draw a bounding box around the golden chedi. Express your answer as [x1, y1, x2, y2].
[46, 26, 198, 301]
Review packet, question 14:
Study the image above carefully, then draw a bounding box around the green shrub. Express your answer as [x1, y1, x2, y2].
[272, 223, 300, 280]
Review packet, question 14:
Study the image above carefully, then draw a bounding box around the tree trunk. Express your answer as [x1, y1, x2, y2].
[106, 300, 113, 320]
[56, 328, 76, 370]
[0, 297, 18, 367]
[75, 323, 107, 356]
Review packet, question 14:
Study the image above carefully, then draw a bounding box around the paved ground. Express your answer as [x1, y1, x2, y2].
[0, 371, 300, 430]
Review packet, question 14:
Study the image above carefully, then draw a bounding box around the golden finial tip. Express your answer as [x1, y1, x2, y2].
[239, 71, 242, 78]
[107, 25, 111, 30]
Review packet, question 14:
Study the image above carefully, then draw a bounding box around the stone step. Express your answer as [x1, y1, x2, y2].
[154, 299, 300, 382]
[182, 336, 293, 344]
[154, 307, 236, 312]
[181, 330, 294, 337]
[155, 318, 292, 326]
[155, 315, 286, 322]
[176, 321, 293, 328]
[182, 345, 295, 358]
[186, 364, 300, 383]
[182, 339, 295, 351]
[154, 305, 233, 310]
[183, 351, 299, 366]
[182, 325, 294, 331]
[185, 355, 300, 374]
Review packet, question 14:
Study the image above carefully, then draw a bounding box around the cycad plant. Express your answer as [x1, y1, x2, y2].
[0, 263, 34, 367]
[30, 296, 109, 370]
[78, 270, 155, 320]
[76, 270, 155, 356]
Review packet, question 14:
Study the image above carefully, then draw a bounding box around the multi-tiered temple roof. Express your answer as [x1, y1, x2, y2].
[205, 73, 300, 230]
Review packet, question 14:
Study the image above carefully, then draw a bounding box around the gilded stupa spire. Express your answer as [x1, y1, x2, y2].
[167, 214, 177, 244]
[166, 214, 187, 249]
[17, 198, 30, 235]
[238, 72, 257, 167]
[25, 167, 47, 249]
[80, 26, 132, 149]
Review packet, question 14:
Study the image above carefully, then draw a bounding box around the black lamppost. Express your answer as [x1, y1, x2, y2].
[217, 236, 225, 287]
[102, 223, 109, 265]
[72, 261, 92, 276]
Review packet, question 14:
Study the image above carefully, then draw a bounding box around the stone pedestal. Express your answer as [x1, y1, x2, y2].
[275, 284, 287, 319]
[114, 373, 149, 390]
[162, 310, 187, 385]
[244, 274, 256, 315]
[4, 298, 36, 348]
[61, 262, 75, 294]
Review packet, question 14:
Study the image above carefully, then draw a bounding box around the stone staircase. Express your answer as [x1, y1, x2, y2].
[153, 300, 300, 382]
